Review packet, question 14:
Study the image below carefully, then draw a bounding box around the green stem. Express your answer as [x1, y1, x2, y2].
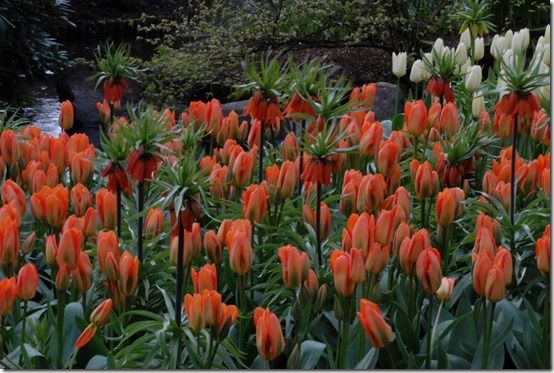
[19, 300, 28, 365]
[420, 198, 426, 229]
[338, 297, 352, 368]
[430, 300, 444, 360]
[395, 77, 400, 114]
[425, 294, 433, 368]
[56, 291, 65, 369]
[442, 225, 451, 273]
[367, 273, 377, 301]
[481, 301, 496, 369]
[413, 136, 419, 161]
[408, 276, 415, 318]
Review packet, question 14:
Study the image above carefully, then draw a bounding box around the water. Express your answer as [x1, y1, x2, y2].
[23, 85, 62, 137]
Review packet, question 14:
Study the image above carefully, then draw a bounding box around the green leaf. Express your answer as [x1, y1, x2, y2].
[391, 113, 405, 131]
[299, 340, 326, 369]
[353, 347, 378, 369]
[62, 302, 84, 367]
[85, 355, 107, 369]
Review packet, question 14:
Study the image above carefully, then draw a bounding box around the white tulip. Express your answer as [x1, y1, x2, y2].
[456, 43, 468, 65]
[543, 44, 550, 67]
[433, 38, 444, 56]
[465, 65, 482, 92]
[490, 35, 505, 59]
[502, 49, 515, 68]
[409, 59, 425, 83]
[505, 30, 514, 47]
[459, 59, 471, 74]
[512, 29, 530, 54]
[472, 93, 485, 118]
[537, 36, 546, 50]
[474, 37, 484, 61]
[424, 52, 433, 65]
[460, 28, 472, 49]
[545, 25, 550, 43]
[521, 28, 530, 49]
[392, 52, 407, 78]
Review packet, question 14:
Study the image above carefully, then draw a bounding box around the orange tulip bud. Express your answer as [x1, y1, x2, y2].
[415, 161, 438, 200]
[357, 174, 386, 214]
[375, 209, 396, 245]
[72, 252, 92, 292]
[0, 277, 16, 316]
[56, 263, 71, 290]
[45, 234, 58, 265]
[365, 242, 391, 274]
[82, 207, 97, 238]
[227, 230, 252, 275]
[473, 252, 493, 297]
[191, 263, 218, 293]
[21, 231, 36, 255]
[435, 277, 455, 301]
[75, 323, 97, 349]
[359, 121, 383, 158]
[493, 246, 512, 285]
[303, 269, 319, 299]
[203, 229, 222, 263]
[184, 293, 205, 332]
[71, 183, 93, 217]
[357, 298, 393, 348]
[97, 230, 119, 274]
[351, 212, 375, 253]
[17, 263, 38, 300]
[59, 100, 75, 130]
[393, 222, 411, 258]
[282, 132, 298, 161]
[2, 179, 26, 216]
[436, 187, 464, 227]
[377, 140, 400, 178]
[70, 149, 94, 185]
[119, 251, 139, 297]
[405, 100, 427, 136]
[416, 247, 442, 294]
[56, 227, 82, 270]
[145, 208, 164, 239]
[476, 214, 501, 244]
[278, 245, 309, 289]
[253, 307, 286, 361]
[232, 150, 255, 187]
[330, 248, 366, 297]
[242, 184, 267, 223]
[492, 181, 511, 212]
[90, 299, 113, 327]
[0, 218, 18, 266]
[536, 225, 550, 275]
[438, 102, 459, 137]
[471, 227, 497, 262]
[96, 188, 117, 230]
[399, 229, 430, 276]
[278, 160, 297, 200]
[484, 266, 506, 303]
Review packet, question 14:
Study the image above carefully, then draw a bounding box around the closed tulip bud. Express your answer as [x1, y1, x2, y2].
[465, 65, 482, 92]
[439, 102, 459, 137]
[0, 218, 18, 266]
[105, 252, 119, 281]
[392, 52, 407, 78]
[56, 227, 82, 269]
[433, 38, 444, 56]
[71, 183, 92, 217]
[278, 245, 309, 289]
[511, 29, 529, 54]
[330, 248, 366, 297]
[73, 251, 92, 293]
[435, 277, 455, 301]
[405, 100, 427, 136]
[377, 140, 400, 178]
[145, 208, 164, 239]
[357, 299, 393, 349]
[242, 184, 267, 224]
[90, 299, 113, 327]
[409, 59, 426, 83]
[232, 151, 255, 187]
[357, 174, 387, 214]
[97, 230, 119, 274]
[455, 42, 468, 65]
[228, 231, 252, 275]
[265, 164, 279, 204]
[75, 323, 97, 349]
[536, 225, 550, 275]
[436, 188, 460, 227]
[359, 121, 383, 159]
[119, 251, 139, 297]
[399, 229, 430, 276]
[340, 181, 358, 216]
[278, 160, 297, 200]
[282, 132, 298, 161]
[472, 93, 486, 118]
[415, 161, 436, 199]
[253, 307, 286, 361]
[17, 263, 38, 300]
[21, 231, 36, 255]
[82, 207, 97, 238]
[59, 100, 74, 130]
[476, 213, 501, 243]
[474, 37, 485, 61]
[0, 277, 17, 316]
[393, 222, 411, 257]
[315, 284, 328, 312]
[184, 293, 205, 332]
[303, 269, 319, 299]
[494, 246, 512, 285]
[492, 181, 511, 212]
[45, 234, 58, 265]
[96, 188, 117, 230]
[3, 179, 26, 216]
[473, 252, 493, 296]
[375, 209, 396, 245]
[365, 242, 390, 274]
[352, 212, 374, 253]
[416, 248, 442, 294]
[485, 266, 506, 303]
[56, 264, 71, 290]
[0, 130, 20, 167]
[191, 263, 218, 293]
[472, 227, 497, 262]
[204, 230, 222, 263]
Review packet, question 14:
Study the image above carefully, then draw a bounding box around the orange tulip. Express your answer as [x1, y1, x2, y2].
[56, 227, 82, 270]
[535, 225, 550, 275]
[45, 234, 58, 265]
[438, 102, 459, 137]
[72, 252, 92, 293]
[356, 173, 387, 214]
[71, 183, 93, 217]
[203, 229, 222, 263]
[471, 227, 497, 262]
[0, 129, 20, 166]
[277, 160, 297, 200]
[375, 209, 397, 246]
[278, 245, 309, 289]
[303, 202, 331, 241]
[215, 303, 239, 337]
[145, 208, 164, 239]
[0, 218, 18, 266]
[392, 222, 411, 258]
[377, 140, 400, 178]
[184, 292, 205, 332]
[30, 184, 69, 229]
[393, 186, 411, 219]
[191, 263, 218, 293]
[253, 307, 286, 361]
[359, 121, 383, 159]
[247, 120, 261, 150]
[493, 246, 512, 285]
[0, 277, 17, 316]
[484, 266, 506, 303]
[82, 207, 97, 239]
[303, 269, 319, 298]
[416, 247, 442, 294]
[201, 289, 223, 327]
[365, 242, 391, 275]
[242, 184, 267, 223]
[209, 164, 229, 200]
[282, 132, 298, 161]
[17, 263, 38, 300]
[231, 150, 255, 187]
[2, 179, 26, 216]
[436, 187, 464, 227]
[119, 251, 139, 296]
[70, 148, 94, 184]
[435, 277, 455, 301]
[227, 230, 252, 275]
[97, 230, 119, 274]
[330, 248, 366, 296]
[96, 188, 117, 230]
[55, 263, 71, 290]
[414, 161, 439, 200]
[405, 100, 427, 136]
[473, 252, 493, 297]
[357, 299, 393, 348]
[90, 299, 113, 327]
[75, 323, 98, 349]
[340, 180, 359, 216]
[475, 214, 501, 244]
[350, 212, 375, 254]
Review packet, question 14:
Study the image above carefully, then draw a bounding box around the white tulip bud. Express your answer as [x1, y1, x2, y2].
[433, 38, 444, 56]
[503, 48, 514, 66]
[521, 28, 530, 50]
[465, 65, 482, 92]
[472, 93, 485, 118]
[512, 29, 530, 54]
[543, 44, 550, 67]
[424, 52, 433, 65]
[474, 37, 484, 61]
[459, 59, 471, 74]
[392, 52, 407, 78]
[409, 59, 425, 83]
[545, 25, 550, 43]
[456, 43, 468, 65]
[490, 35, 505, 59]
[460, 28, 472, 49]
[505, 30, 514, 47]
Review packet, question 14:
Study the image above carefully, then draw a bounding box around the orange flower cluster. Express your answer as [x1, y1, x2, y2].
[244, 90, 282, 131]
[184, 289, 238, 338]
[473, 246, 512, 303]
[103, 78, 128, 106]
[426, 77, 455, 102]
[494, 92, 541, 138]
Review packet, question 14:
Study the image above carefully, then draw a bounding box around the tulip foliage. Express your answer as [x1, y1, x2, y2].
[0, 18, 551, 370]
